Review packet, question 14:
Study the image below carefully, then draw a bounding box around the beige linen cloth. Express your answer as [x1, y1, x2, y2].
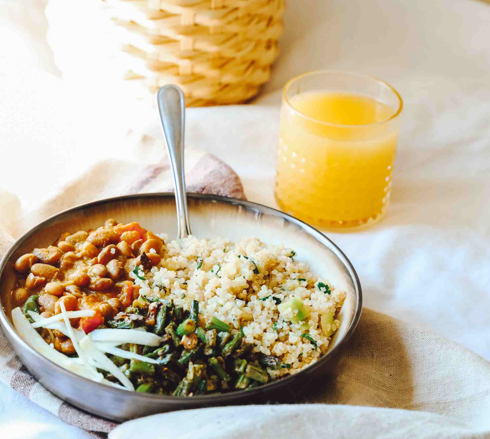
[1, 163, 490, 439]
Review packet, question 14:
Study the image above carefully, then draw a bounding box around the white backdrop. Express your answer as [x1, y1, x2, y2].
[1, 0, 490, 437]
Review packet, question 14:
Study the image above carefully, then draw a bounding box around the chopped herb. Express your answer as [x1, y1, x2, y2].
[238, 255, 249, 260]
[301, 333, 318, 349]
[182, 294, 186, 299]
[251, 261, 259, 275]
[140, 294, 160, 303]
[259, 296, 282, 305]
[132, 265, 146, 281]
[298, 278, 307, 282]
[239, 325, 245, 337]
[281, 363, 292, 369]
[289, 250, 296, 258]
[273, 323, 278, 331]
[196, 258, 203, 270]
[211, 264, 222, 276]
[298, 353, 303, 358]
[317, 282, 331, 295]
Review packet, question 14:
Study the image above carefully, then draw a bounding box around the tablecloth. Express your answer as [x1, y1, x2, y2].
[1, 0, 490, 437]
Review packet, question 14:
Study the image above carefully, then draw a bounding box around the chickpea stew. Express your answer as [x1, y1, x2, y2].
[10, 219, 345, 395]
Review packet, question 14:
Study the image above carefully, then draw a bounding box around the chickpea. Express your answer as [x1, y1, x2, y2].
[104, 219, 118, 228]
[88, 264, 108, 278]
[65, 285, 82, 296]
[87, 227, 118, 247]
[44, 282, 65, 297]
[131, 239, 144, 253]
[116, 241, 133, 257]
[31, 263, 59, 280]
[146, 253, 161, 267]
[65, 231, 88, 245]
[38, 293, 58, 314]
[25, 273, 46, 290]
[107, 297, 123, 311]
[60, 338, 76, 355]
[32, 246, 63, 265]
[181, 333, 198, 350]
[106, 259, 123, 280]
[55, 294, 78, 314]
[57, 241, 75, 253]
[120, 231, 141, 245]
[59, 252, 80, 270]
[98, 245, 119, 265]
[78, 242, 99, 258]
[13, 288, 30, 306]
[90, 278, 113, 291]
[69, 271, 90, 287]
[140, 239, 163, 255]
[58, 232, 71, 242]
[14, 254, 39, 274]
[97, 302, 115, 320]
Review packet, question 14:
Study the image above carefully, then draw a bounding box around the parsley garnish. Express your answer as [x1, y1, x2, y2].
[273, 323, 278, 331]
[259, 296, 282, 305]
[251, 261, 260, 275]
[211, 264, 221, 276]
[317, 282, 331, 294]
[301, 333, 318, 349]
[238, 255, 249, 260]
[196, 258, 203, 270]
[132, 265, 146, 281]
[281, 363, 291, 369]
[239, 325, 245, 337]
[140, 294, 160, 303]
[298, 278, 307, 282]
[289, 250, 296, 258]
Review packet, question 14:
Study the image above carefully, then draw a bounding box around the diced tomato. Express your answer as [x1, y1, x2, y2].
[114, 222, 147, 240]
[80, 312, 104, 334]
[118, 281, 133, 308]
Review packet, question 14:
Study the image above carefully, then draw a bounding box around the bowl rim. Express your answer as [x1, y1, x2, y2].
[0, 192, 362, 405]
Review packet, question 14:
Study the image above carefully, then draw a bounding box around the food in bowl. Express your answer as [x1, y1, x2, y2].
[10, 219, 345, 395]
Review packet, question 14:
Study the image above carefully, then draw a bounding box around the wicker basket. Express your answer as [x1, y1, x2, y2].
[46, 0, 285, 106]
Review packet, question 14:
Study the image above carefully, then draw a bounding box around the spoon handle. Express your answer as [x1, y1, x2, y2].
[157, 85, 192, 239]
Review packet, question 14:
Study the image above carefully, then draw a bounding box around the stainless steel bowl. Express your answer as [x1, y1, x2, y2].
[0, 193, 362, 422]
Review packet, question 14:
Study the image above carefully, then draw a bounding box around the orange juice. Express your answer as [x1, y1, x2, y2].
[276, 90, 400, 229]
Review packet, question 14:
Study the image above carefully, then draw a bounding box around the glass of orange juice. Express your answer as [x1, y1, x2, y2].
[275, 70, 403, 230]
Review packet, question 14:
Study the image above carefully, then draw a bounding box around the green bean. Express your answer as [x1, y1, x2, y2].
[174, 306, 184, 322]
[165, 323, 181, 348]
[206, 316, 231, 332]
[245, 365, 269, 383]
[260, 355, 282, 370]
[130, 359, 156, 375]
[235, 374, 250, 389]
[23, 295, 39, 322]
[196, 327, 207, 344]
[207, 375, 219, 392]
[154, 303, 167, 336]
[233, 358, 247, 374]
[208, 357, 231, 382]
[186, 363, 205, 388]
[142, 345, 157, 356]
[196, 379, 207, 395]
[176, 319, 196, 336]
[217, 331, 231, 349]
[136, 383, 154, 393]
[107, 319, 133, 329]
[110, 355, 127, 367]
[173, 380, 184, 396]
[221, 333, 242, 357]
[157, 352, 178, 367]
[145, 344, 171, 359]
[190, 300, 199, 323]
[178, 347, 201, 366]
[180, 379, 193, 396]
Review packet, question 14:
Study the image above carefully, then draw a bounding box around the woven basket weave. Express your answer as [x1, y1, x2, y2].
[46, 0, 285, 106]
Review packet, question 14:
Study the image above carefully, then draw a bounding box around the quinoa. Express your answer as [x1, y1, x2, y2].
[131, 235, 346, 379]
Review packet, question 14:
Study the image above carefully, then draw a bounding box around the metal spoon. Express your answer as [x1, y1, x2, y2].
[157, 85, 192, 239]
